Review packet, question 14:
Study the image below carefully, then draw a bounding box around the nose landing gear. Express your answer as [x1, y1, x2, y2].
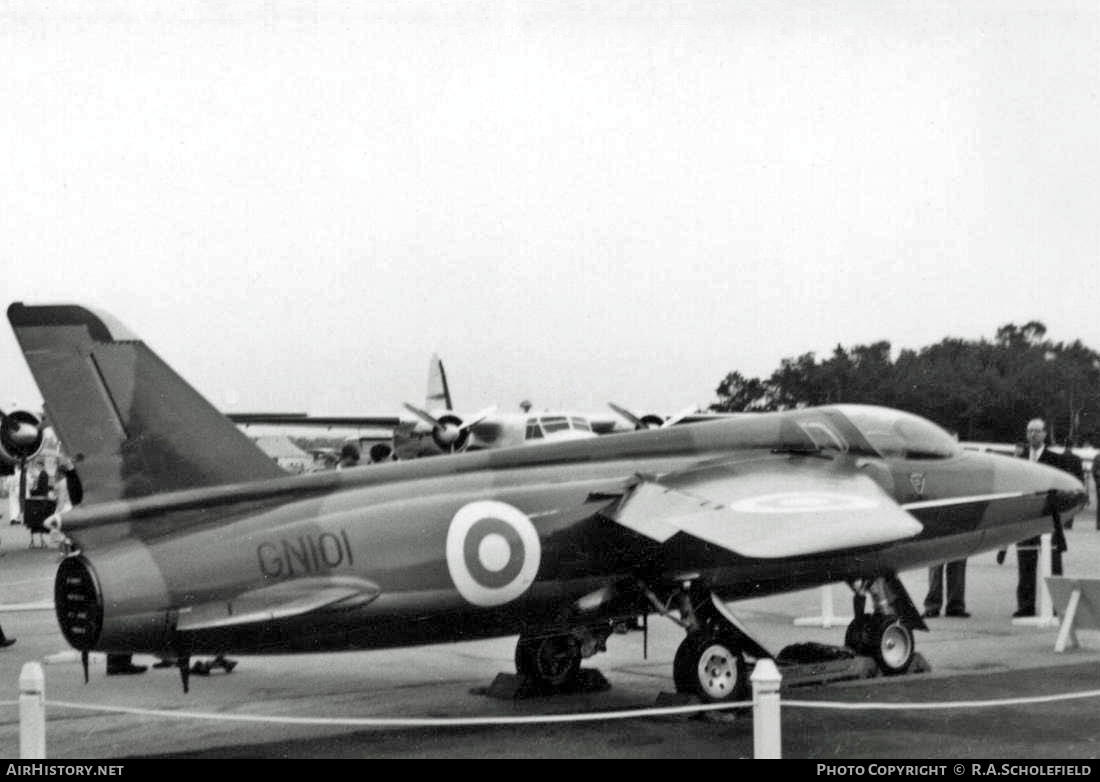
[845, 575, 922, 676]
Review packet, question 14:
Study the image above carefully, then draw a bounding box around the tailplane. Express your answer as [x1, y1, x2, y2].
[8, 303, 285, 504]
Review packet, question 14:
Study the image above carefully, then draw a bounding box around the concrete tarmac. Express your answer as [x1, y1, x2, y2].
[1, 508, 1100, 759]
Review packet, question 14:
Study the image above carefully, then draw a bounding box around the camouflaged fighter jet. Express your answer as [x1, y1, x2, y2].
[8, 303, 1087, 701]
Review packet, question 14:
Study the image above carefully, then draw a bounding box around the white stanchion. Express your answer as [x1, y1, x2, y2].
[19, 661, 45, 759]
[751, 658, 782, 759]
[1013, 533, 1059, 628]
[793, 584, 853, 628]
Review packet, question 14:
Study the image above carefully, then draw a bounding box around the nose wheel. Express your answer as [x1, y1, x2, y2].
[845, 614, 914, 675]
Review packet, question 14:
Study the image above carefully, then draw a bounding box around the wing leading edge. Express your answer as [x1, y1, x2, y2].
[609, 455, 922, 559]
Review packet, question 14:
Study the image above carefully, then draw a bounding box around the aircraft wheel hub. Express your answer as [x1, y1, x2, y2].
[697, 643, 738, 699]
[879, 623, 911, 669]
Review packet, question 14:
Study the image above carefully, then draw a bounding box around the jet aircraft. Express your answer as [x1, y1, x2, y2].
[10, 303, 1086, 702]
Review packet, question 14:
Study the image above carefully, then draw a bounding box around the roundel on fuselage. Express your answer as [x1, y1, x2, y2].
[446, 500, 541, 607]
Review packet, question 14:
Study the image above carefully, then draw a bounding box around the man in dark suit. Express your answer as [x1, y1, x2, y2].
[1011, 418, 1068, 617]
[1059, 441, 1084, 529]
[1092, 455, 1100, 530]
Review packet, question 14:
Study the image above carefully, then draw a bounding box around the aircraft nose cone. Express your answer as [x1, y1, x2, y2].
[1054, 488, 1088, 516]
[1040, 463, 1087, 516]
[990, 453, 1087, 517]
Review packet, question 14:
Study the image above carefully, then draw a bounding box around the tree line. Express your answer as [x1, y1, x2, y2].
[710, 322, 1100, 446]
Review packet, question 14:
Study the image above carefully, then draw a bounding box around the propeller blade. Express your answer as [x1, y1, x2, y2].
[661, 405, 699, 428]
[403, 403, 442, 430]
[608, 402, 644, 429]
[459, 406, 497, 432]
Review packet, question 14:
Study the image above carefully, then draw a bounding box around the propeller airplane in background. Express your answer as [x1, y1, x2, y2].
[229, 352, 600, 460]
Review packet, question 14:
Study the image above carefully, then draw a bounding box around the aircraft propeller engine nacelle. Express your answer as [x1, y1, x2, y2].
[403, 403, 498, 454]
[432, 413, 470, 452]
[369, 443, 394, 463]
[608, 402, 700, 431]
[608, 403, 669, 431]
[0, 409, 45, 465]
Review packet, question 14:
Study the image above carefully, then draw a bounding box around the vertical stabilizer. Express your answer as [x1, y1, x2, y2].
[7, 303, 285, 504]
[425, 353, 453, 411]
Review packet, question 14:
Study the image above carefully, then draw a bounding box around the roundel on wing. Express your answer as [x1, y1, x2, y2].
[727, 492, 879, 514]
[446, 501, 541, 607]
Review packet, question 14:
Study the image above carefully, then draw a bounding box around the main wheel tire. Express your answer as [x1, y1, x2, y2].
[870, 616, 914, 676]
[515, 634, 581, 690]
[673, 632, 748, 703]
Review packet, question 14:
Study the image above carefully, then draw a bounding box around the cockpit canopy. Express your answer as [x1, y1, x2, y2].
[525, 415, 593, 440]
[833, 405, 960, 460]
[757, 405, 959, 461]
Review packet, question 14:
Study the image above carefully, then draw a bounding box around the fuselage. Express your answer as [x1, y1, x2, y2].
[55, 405, 1085, 657]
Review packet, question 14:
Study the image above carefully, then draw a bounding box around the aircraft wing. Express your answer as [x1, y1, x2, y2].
[228, 413, 402, 428]
[175, 576, 381, 632]
[609, 455, 922, 559]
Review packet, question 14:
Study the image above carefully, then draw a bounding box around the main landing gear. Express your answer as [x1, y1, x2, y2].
[658, 580, 770, 704]
[513, 625, 614, 693]
[509, 573, 924, 701]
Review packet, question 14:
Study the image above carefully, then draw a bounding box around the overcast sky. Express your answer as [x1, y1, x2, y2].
[1, 0, 1097, 421]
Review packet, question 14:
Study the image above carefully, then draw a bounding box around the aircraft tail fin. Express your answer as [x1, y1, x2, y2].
[7, 303, 285, 505]
[425, 352, 453, 411]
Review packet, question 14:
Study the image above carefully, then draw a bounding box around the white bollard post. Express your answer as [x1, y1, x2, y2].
[751, 658, 782, 759]
[1012, 533, 1059, 628]
[19, 661, 45, 759]
[794, 584, 853, 628]
[1037, 533, 1055, 623]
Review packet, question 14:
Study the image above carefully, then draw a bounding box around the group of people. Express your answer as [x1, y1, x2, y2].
[924, 417, 1093, 620]
[0, 455, 84, 648]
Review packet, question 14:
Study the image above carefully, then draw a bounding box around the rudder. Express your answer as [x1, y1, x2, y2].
[8, 303, 285, 504]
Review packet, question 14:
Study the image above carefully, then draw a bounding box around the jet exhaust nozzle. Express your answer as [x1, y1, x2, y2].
[55, 556, 104, 650]
[55, 544, 174, 654]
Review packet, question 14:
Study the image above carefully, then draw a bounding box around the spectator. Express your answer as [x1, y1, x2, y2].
[26, 461, 53, 548]
[191, 654, 238, 676]
[1, 459, 17, 525]
[53, 455, 83, 513]
[337, 443, 360, 470]
[106, 654, 147, 675]
[1092, 454, 1100, 530]
[1006, 418, 1068, 617]
[0, 456, 16, 644]
[923, 560, 969, 618]
[47, 455, 83, 550]
[1060, 441, 1084, 529]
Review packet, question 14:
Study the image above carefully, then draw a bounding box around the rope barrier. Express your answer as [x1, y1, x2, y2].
[41, 698, 753, 726]
[0, 677, 1090, 731]
[784, 687, 1100, 710]
[4, 683, 1095, 728]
